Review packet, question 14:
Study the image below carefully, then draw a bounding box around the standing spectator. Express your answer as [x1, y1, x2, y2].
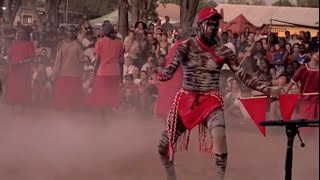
[82, 31, 95, 61]
[289, 33, 301, 45]
[113, 24, 123, 41]
[293, 44, 310, 64]
[240, 27, 250, 43]
[271, 38, 289, 74]
[6, 27, 35, 107]
[52, 25, 84, 110]
[123, 30, 140, 65]
[161, 16, 173, 32]
[238, 32, 256, 73]
[40, 22, 57, 57]
[156, 33, 171, 57]
[256, 58, 272, 86]
[123, 55, 138, 79]
[250, 40, 266, 72]
[86, 23, 123, 111]
[284, 31, 291, 43]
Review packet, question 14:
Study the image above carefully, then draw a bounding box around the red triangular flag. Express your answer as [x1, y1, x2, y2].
[278, 94, 300, 120]
[240, 96, 268, 137]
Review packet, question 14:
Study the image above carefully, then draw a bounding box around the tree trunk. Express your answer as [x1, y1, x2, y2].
[44, 0, 61, 27]
[0, 0, 4, 18]
[6, 0, 22, 26]
[139, 0, 155, 22]
[180, 0, 200, 28]
[131, 0, 139, 23]
[118, 0, 129, 37]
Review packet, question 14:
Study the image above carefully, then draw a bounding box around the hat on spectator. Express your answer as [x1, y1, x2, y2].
[197, 7, 222, 23]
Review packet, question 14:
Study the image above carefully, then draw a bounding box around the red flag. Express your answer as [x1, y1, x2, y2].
[278, 94, 300, 120]
[240, 96, 268, 137]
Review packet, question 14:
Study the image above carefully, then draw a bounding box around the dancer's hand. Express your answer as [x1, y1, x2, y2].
[269, 89, 279, 100]
[157, 74, 168, 81]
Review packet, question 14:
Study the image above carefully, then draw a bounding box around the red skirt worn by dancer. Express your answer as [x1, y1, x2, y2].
[6, 28, 35, 106]
[286, 48, 319, 120]
[86, 22, 123, 109]
[156, 7, 274, 180]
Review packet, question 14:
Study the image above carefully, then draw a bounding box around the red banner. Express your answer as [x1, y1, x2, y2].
[278, 94, 300, 120]
[240, 96, 268, 137]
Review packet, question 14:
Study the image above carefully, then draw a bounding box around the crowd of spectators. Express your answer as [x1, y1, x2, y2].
[0, 15, 319, 118]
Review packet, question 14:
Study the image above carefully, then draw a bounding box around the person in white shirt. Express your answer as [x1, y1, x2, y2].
[123, 54, 138, 80]
[221, 31, 236, 70]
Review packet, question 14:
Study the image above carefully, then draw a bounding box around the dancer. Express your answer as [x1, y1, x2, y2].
[285, 48, 319, 120]
[157, 7, 273, 180]
[52, 25, 84, 110]
[86, 22, 123, 112]
[6, 27, 35, 106]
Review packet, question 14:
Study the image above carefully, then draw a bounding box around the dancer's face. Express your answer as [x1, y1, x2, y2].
[198, 16, 220, 44]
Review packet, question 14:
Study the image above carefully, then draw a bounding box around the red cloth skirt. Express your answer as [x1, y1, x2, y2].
[85, 76, 120, 108]
[298, 101, 319, 134]
[6, 63, 32, 105]
[176, 89, 224, 130]
[299, 101, 319, 120]
[53, 76, 83, 109]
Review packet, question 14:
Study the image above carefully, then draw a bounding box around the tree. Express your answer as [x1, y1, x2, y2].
[180, 0, 200, 28]
[5, 0, 22, 25]
[118, 0, 129, 37]
[0, 0, 4, 18]
[129, 0, 158, 22]
[272, 0, 294, 6]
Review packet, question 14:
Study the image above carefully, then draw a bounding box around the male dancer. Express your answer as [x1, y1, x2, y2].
[157, 7, 274, 180]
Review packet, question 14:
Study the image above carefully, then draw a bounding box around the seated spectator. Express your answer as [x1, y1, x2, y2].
[121, 74, 139, 111]
[123, 54, 138, 79]
[224, 79, 243, 118]
[138, 71, 157, 113]
[156, 55, 166, 73]
[256, 58, 272, 86]
[141, 55, 157, 73]
[82, 56, 95, 94]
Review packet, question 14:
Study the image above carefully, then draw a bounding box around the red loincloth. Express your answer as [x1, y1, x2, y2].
[155, 39, 185, 119]
[6, 40, 35, 105]
[166, 88, 224, 160]
[53, 76, 83, 109]
[85, 76, 120, 108]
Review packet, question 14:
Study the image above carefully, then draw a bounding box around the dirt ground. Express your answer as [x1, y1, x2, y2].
[0, 102, 318, 180]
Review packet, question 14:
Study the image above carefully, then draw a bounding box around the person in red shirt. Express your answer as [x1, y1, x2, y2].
[6, 27, 35, 106]
[285, 48, 319, 120]
[86, 23, 123, 112]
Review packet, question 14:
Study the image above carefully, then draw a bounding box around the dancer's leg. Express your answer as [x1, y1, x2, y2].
[158, 117, 186, 180]
[205, 108, 228, 180]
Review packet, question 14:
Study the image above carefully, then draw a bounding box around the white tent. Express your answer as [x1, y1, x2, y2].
[90, 10, 132, 27]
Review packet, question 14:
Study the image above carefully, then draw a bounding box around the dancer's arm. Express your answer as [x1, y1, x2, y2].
[157, 43, 186, 81]
[225, 48, 272, 94]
